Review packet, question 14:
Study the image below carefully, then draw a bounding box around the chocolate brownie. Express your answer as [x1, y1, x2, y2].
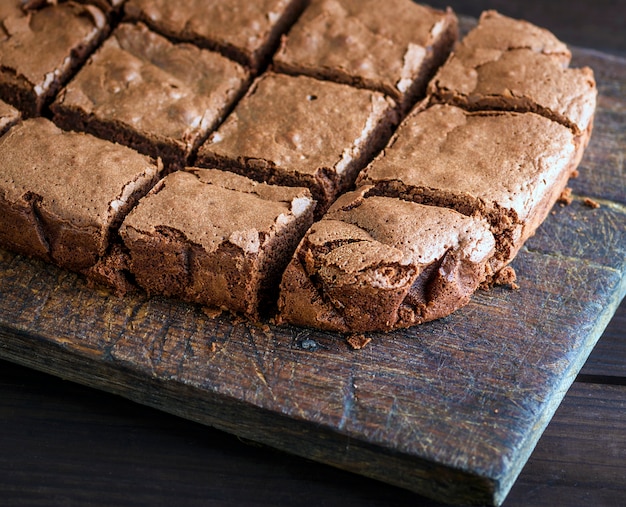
[357, 104, 579, 276]
[273, 0, 458, 112]
[52, 22, 250, 170]
[0, 1, 108, 117]
[196, 72, 398, 214]
[277, 186, 495, 333]
[0, 100, 20, 137]
[0, 117, 163, 273]
[124, 0, 308, 71]
[119, 168, 315, 319]
[428, 10, 597, 137]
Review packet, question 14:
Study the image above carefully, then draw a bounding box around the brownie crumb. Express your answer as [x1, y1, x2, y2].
[347, 334, 372, 350]
[202, 307, 224, 319]
[558, 187, 573, 206]
[493, 266, 519, 290]
[583, 197, 601, 209]
[571, 169, 580, 178]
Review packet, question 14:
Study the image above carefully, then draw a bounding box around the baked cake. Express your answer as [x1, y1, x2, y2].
[277, 186, 495, 332]
[357, 104, 578, 276]
[196, 72, 398, 214]
[52, 22, 250, 169]
[428, 11, 597, 137]
[119, 169, 315, 319]
[0, 117, 162, 272]
[123, 0, 308, 71]
[0, 0, 108, 117]
[273, 0, 458, 112]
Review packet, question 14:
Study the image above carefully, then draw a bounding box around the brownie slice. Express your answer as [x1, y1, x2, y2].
[52, 22, 250, 170]
[0, 100, 20, 136]
[124, 0, 308, 71]
[196, 72, 398, 215]
[0, 117, 163, 274]
[0, 1, 108, 117]
[277, 186, 495, 333]
[119, 168, 315, 319]
[357, 104, 579, 276]
[428, 10, 597, 137]
[273, 0, 458, 112]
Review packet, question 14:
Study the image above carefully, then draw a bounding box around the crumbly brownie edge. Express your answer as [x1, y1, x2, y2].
[427, 66, 597, 137]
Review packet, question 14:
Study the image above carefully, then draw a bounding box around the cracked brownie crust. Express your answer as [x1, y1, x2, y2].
[197, 72, 398, 215]
[52, 22, 250, 170]
[273, 0, 458, 111]
[358, 104, 578, 274]
[277, 186, 495, 333]
[0, 0, 108, 117]
[428, 11, 597, 137]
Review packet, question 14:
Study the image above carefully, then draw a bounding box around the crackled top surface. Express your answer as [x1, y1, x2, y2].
[429, 10, 597, 134]
[312, 188, 495, 270]
[124, 0, 302, 67]
[0, 1, 106, 89]
[199, 72, 395, 177]
[120, 169, 313, 254]
[54, 22, 249, 149]
[359, 104, 576, 221]
[274, 0, 457, 98]
[0, 118, 160, 229]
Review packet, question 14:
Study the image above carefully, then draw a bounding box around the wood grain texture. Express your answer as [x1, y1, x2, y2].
[0, 47, 625, 507]
[1, 353, 624, 507]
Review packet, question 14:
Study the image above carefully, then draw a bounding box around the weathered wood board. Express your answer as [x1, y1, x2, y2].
[0, 47, 624, 506]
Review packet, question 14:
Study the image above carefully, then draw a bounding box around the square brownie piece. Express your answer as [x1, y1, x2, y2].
[428, 10, 597, 137]
[124, 0, 308, 71]
[0, 1, 108, 117]
[273, 0, 458, 112]
[196, 72, 398, 214]
[357, 104, 579, 276]
[277, 186, 495, 333]
[0, 100, 20, 136]
[119, 168, 315, 319]
[52, 22, 250, 170]
[0, 117, 163, 273]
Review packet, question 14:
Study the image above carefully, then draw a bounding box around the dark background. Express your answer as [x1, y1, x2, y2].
[427, 0, 626, 57]
[1, 1, 625, 506]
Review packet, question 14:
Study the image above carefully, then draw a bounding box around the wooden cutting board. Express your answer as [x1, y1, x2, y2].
[0, 47, 624, 507]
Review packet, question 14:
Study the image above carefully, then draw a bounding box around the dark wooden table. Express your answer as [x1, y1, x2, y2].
[1, 1, 624, 506]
